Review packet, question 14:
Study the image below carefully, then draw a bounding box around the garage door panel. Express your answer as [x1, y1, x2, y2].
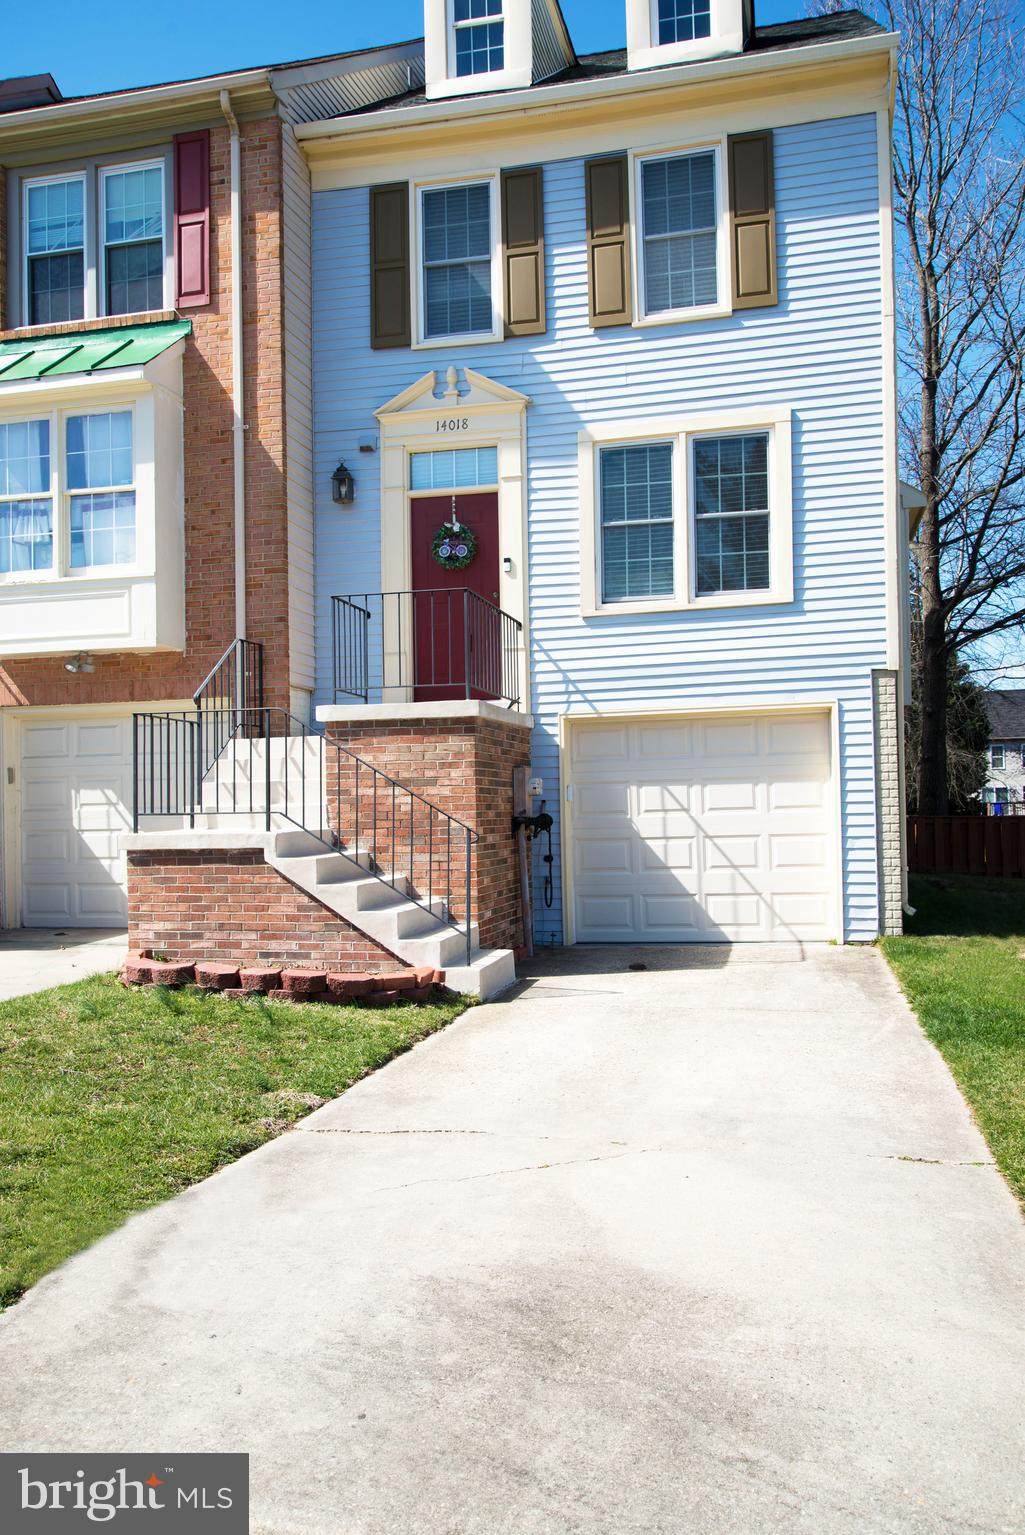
[75, 721, 128, 759]
[572, 711, 834, 944]
[640, 837, 696, 872]
[572, 726, 630, 765]
[23, 778, 72, 816]
[22, 883, 73, 921]
[22, 724, 70, 760]
[24, 830, 71, 863]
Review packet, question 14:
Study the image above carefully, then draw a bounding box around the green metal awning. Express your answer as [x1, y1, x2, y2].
[0, 319, 191, 382]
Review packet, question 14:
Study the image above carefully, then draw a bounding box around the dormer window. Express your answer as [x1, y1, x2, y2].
[453, 0, 505, 76]
[657, 0, 711, 46]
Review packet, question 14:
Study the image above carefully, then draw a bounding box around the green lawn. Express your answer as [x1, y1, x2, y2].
[882, 874, 1025, 1205]
[0, 976, 465, 1309]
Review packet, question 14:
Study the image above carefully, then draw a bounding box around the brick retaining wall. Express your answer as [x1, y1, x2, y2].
[127, 849, 402, 971]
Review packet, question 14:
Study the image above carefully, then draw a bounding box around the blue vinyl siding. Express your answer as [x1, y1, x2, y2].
[311, 112, 888, 942]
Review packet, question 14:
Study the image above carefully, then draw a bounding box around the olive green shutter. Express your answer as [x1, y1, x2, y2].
[728, 132, 777, 309]
[585, 155, 632, 328]
[502, 167, 545, 337]
[370, 183, 411, 349]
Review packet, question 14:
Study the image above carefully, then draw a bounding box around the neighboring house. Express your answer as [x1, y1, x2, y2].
[983, 690, 1025, 809]
[0, 43, 422, 929]
[0, 0, 911, 991]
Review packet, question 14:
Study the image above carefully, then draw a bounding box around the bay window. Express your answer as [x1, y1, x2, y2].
[0, 407, 136, 580]
[0, 420, 52, 573]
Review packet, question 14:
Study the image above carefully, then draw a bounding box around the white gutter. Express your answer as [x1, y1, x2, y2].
[220, 89, 247, 640]
[296, 30, 899, 142]
[0, 68, 270, 134]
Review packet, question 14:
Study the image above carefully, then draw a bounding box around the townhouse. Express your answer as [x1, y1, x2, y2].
[0, 2, 910, 991]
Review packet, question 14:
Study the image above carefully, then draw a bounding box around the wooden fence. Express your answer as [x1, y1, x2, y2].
[907, 815, 1025, 876]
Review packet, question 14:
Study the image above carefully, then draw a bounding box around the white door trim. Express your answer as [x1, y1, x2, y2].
[558, 696, 844, 946]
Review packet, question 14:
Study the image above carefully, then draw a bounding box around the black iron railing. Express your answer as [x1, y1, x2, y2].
[131, 705, 477, 964]
[331, 590, 522, 707]
[192, 637, 265, 782]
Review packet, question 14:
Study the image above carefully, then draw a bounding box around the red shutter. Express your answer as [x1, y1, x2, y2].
[173, 130, 210, 308]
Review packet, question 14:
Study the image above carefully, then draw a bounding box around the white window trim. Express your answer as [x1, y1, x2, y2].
[579, 406, 794, 617]
[411, 173, 504, 349]
[629, 140, 732, 327]
[15, 153, 172, 328]
[99, 160, 170, 325]
[22, 170, 87, 331]
[0, 398, 148, 586]
[626, 0, 745, 71]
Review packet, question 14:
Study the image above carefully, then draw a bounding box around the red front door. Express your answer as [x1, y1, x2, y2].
[410, 491, 501, 702]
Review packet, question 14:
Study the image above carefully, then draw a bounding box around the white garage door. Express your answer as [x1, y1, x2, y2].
[19, 714, 133, 927]
[570, 712, 835, 943]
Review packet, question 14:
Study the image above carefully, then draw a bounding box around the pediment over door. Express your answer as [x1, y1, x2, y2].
[376, 366, 530, 423]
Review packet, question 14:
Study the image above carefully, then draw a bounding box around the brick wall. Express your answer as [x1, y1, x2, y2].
[0, 117, 291, 711]
[325, 712, 532, 953]
[873, 669, 904, 936]
[127, 848, 403, 971]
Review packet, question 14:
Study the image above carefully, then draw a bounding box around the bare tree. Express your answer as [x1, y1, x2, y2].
[810, 0, 1025, 812]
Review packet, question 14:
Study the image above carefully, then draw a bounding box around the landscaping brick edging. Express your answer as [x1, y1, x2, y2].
[120, 955, 446, 1006]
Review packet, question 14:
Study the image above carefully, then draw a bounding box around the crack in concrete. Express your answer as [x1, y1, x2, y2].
[368, 1143, 664, 1193]
[874, 1154, 995, 1167]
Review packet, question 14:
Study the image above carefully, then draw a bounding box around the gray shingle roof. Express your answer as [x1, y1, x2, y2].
[985, 690, 1025, 740]
[349, 9, 886, 117]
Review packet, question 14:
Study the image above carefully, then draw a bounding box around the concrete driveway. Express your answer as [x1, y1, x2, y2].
[0, 927, 127, 1001]
[1, 944, 1024, 1534]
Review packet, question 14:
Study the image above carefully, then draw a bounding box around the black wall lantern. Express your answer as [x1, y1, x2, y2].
[331, 460, 355, 505]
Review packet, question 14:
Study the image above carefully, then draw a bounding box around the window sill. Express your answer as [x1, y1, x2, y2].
[582, 588, 793, 618]
[412, 331, 502, 350]
[633, 303, 732, 329]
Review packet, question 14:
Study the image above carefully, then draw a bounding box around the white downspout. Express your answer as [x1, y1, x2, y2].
[220, 89, 246, 640]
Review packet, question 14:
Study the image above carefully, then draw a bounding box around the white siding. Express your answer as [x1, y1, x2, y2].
[282, 123, 316, 695]
[311, 112, 888, 941]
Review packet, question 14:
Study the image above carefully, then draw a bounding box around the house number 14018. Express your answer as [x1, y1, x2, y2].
[435, 417, 469, 432]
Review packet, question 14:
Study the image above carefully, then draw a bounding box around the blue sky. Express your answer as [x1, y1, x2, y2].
[8, 0, 801, 97]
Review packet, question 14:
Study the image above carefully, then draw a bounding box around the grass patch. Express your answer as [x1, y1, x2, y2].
[882, 874, 1025, 1205]
[0, 975, 465, 1309]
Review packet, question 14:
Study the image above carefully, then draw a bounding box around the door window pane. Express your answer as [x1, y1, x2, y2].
[600, 442, 674, 602]
[642, 152, 717, 313]
[658, 0, 711, 45]
[693, 433, 770, 595]
[69, 492, 136, 568]
[422, 184, 493, 338]
[26, 178, 85, 324]
[103, 166, 164, 315]
[410, 446, 498, 489]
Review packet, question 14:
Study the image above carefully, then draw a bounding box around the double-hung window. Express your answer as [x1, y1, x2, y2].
[67, 411, 136, 569]
[990, 744, 1006, 769]
[102, 164, 165, 316]
[638, 149, 719, 317]
[0, 420, 53, 574]
[20, 159, 167, 325]
[25, 176, 86, 325]
[452, 0, 504, 75]
[0, 407, 135, 579]
[599, 442, 675, 603]
[656, 0, 711, 45]
[420, 181, 496, 341]
[693, 433, 770, 595]
[584, 412, 790, 614]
